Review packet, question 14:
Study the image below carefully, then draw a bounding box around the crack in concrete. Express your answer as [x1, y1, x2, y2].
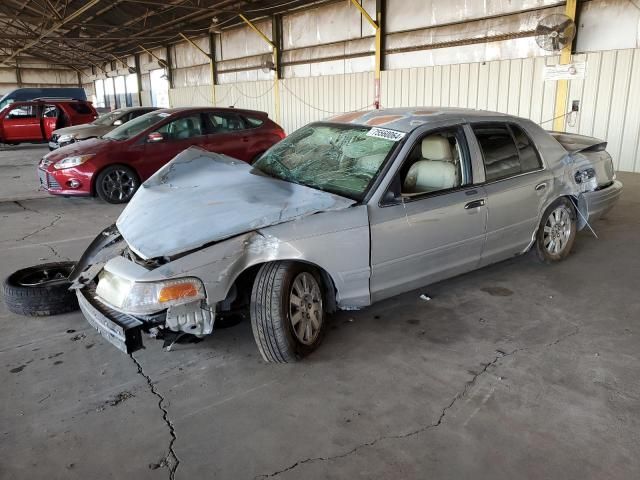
[255, 328, 582, 479]
[13, 200, 40, 214]
[42, 243, 70, 261]
[130, 353, 180, 480]
[12, 214, 62, 242]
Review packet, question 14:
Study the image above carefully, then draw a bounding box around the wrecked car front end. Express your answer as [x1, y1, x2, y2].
[70, 147, 362, 353]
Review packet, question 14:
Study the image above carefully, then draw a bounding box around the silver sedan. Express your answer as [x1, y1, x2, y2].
[71, 108, 623, 362]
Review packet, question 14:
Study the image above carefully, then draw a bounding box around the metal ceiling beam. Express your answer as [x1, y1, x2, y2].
[0, 0, 103, 67]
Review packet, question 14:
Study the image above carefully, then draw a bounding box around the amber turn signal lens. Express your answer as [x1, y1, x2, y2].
[158, 283, 199, 303]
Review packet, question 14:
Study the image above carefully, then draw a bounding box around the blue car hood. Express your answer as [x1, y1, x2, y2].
[116, 147, 355, 259]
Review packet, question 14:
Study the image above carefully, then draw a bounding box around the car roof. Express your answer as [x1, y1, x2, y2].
[8, 99, 89, 106]
[327, 107, 511, 133]
[153, 106, 268, 117]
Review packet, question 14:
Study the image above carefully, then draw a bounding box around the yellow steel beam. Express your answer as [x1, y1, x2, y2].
[553, 0, 577, 131]
[350, 0, 377, 29]
[110, 53, 129, 70]
[239, 13, 280, 124]
[239, 14, 275, 47]
[350, 0, 380, 108]
[138, 44, 168, 68]
[179, 32, 216, 105]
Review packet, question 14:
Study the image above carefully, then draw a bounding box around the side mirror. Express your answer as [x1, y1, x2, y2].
[147, 132, 164, 143]
[382, 189, 400, 205]
[112, 119, 123, 126]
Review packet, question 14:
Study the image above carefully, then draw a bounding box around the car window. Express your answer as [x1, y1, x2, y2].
[68, 102, 93, 114]
[473, 124, 521, 182]
[205, 112, 245, 133]
[243, 116, 264, 128]
[156, 115, 204, 140]
[397, 128, 466, 197]
[43, 105, 58, 118]
[510, 124, 543, 172]
[6, 104, 38, 119]
[104, 111, 171, 140]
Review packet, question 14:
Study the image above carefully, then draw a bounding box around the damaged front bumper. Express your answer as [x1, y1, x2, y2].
[77, 285, 146, 354]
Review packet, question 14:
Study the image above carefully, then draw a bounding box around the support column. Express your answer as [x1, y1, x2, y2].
[180, 32, 217, 106]
[351, 0, 381, 109]
[552, 0, 578, 132]
[134, 54, 143, 106]
[209, 32, 218, 105]
[239, 13, 281, 124]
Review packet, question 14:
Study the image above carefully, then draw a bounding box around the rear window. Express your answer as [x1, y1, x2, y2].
[243, 116, 264, 128]
[68, 102, 93, 114]
[473, 124, 541, 182]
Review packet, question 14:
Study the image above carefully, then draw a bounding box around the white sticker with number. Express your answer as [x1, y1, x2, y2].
[366, 127, 406, 142]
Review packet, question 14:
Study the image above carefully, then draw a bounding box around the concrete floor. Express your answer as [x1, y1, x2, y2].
[1, 145, 639, 480]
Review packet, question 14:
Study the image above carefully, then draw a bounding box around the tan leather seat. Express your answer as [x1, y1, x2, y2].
[403, 135, 457, 193]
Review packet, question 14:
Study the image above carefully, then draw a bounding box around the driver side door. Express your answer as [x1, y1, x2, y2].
[368, 124, 488, 301]
[138, 113, 208, 179]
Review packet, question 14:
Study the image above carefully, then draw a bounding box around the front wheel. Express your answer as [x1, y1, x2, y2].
[535, 197, 577, 263]
[250, 261, 326, 363]
[95, 165, 140, 204]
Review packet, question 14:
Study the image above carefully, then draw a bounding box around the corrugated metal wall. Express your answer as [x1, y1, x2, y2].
[165, 48, 640, 172]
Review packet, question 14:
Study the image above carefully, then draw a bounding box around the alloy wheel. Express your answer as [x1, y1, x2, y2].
[288, 272, 323, 345]
[543, 206, 572, 255]
[101, 169, 136, 202]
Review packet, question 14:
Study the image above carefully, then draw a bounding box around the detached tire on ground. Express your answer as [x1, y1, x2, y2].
[3, 262, 79, 316]
[95, 165, 140, 204]
[250, 261, 327, 363]
[535, 197, 577, 263]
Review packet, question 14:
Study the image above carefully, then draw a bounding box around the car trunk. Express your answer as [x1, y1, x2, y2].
[549, 131, 615, 190]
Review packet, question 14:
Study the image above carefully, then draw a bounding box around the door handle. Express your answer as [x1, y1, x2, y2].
[535, 182, 547, 191]
[464, 199, 485, 209]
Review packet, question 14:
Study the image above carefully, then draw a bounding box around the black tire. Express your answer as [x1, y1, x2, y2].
[535, 197, 577, 263]
[95, 165, 140, 204]
[250, 261, 327, 363]
[2, 262, 79, 316]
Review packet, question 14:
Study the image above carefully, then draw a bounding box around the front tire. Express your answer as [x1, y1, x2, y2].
[535, 197, 577, 263]
[95, 165, 140, 204]
[3, 262, 79, 316]
[250, 261, 326, 363]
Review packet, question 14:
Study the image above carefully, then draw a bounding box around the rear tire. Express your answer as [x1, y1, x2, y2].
[3, 262, 78, 316]
[95, 165, 140, 204]
[250, 261, 326, 363]
[535, 197, 577, 263]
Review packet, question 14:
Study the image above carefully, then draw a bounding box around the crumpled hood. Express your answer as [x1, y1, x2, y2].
[116, 147, 355, 259]
[54, 123, 111, 139]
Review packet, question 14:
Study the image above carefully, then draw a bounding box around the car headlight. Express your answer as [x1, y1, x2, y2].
[120, 278, 205, 315]
[54, 154, 94, 170]
[57, 133, 76, 144]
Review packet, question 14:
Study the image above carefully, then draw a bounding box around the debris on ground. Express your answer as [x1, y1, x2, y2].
[419, 294, 432, 301]
[95, 391, 134, 412]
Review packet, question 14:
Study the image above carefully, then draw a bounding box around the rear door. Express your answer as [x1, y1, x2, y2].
[202, 111, 255, 162]
[471, 122, 552, 266]
[2, 104, 42, 141]
[138, 113, 208, 179]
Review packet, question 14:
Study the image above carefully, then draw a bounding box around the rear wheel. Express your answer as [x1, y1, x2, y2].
[535, 197, 577, 263]
[250, 261, 326, 363]
[95, 165, 140, 203]
[3, 262, 78, 316]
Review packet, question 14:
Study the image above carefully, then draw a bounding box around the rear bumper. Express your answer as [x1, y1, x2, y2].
[77, 287, 144, 354]
[583, 180, 623, 222]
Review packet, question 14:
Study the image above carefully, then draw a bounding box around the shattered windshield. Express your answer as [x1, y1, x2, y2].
[253, 123, 399, 201]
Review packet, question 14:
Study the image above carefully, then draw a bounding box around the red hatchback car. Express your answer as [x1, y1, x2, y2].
[0, 99, 97, 145]
[38, 107, 285, 203]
